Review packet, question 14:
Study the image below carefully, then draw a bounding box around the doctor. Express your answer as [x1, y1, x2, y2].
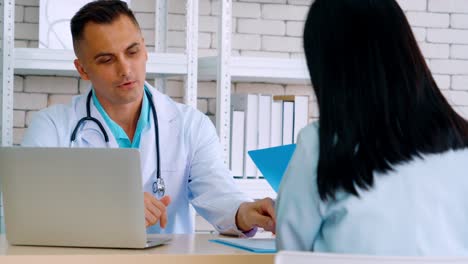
[22, 0, 275, 236]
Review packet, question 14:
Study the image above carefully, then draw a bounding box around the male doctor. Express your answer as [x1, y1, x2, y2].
[22, 0, 275, 236]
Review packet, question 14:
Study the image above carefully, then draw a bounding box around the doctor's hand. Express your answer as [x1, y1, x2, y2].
[235, 197, 276, 234]
[144, 192, 171, 228]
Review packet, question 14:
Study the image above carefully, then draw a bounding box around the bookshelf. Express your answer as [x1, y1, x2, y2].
[14, 48, 189, 77]
[199, 56, 310, 84]
[199, 0, 311, 199]
[1, 0, 15, 147]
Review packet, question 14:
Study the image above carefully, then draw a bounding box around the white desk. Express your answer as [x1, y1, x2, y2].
[0, 234, 274, 264]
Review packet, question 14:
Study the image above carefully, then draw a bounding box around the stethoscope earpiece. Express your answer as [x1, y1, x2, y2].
[70, 88, 165, 197]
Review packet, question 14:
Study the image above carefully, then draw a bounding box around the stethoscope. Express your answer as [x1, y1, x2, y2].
[70, 88, 166, 198]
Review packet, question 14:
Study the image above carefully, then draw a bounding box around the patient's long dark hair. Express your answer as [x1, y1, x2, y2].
[303, 0, 468, 201]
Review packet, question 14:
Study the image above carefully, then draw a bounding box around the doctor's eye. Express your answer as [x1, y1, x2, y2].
[97, 57, 113, 64]
[127, 46, 140, 55]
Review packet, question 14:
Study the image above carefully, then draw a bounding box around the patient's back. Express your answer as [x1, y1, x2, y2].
[315, 149, 468, 255]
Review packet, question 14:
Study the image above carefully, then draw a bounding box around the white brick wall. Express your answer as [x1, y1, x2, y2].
[452, 45, 468, 59]
[419, 42, 450, 59]
[451, 14, 468, 29]
[24, 7, 39, 23]
[453, 76, 468, 90]
[430, 60, 468, 75]
[13, 110, 26, 128]
[262, 4, 309, 20]
[433, 75, 451, 89]
[397, 0, 427, 11]
[15, 6, 24, 22]
[14, 93, 48, 110]
[428, 28, 468, 44]
[24, 76, 78, 94]
[16, 0, 39, 6]
[406, 12, 449, 28]
[15, 23, 38, 40]
[238, 19, 286, 36]
[10, 0, 468, 145]
[233, 2, 261, 18]
[429, 0, 468, 13]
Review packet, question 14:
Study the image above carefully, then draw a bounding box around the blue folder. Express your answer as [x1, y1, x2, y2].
[210, 238, 276, 253]
[247, 144, 296, 192]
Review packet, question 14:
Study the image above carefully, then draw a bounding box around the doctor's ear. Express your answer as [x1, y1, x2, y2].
[74, 59, 90, 80]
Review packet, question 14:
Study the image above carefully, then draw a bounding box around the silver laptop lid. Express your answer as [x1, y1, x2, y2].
[0, 147, 151, 248]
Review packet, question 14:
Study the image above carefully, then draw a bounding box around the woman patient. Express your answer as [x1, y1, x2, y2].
[276, 0, 468, 255]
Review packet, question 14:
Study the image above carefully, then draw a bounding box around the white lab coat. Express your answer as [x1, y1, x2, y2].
[22, 82, 251, 235]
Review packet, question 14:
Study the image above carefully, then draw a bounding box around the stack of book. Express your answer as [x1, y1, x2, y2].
[230, 94, 309, 178]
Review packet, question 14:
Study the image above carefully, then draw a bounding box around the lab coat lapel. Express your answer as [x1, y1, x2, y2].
[140, 83, 180, 186]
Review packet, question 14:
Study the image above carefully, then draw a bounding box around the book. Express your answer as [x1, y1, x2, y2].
[282, 101, 294, 145]
[231, 94, 259, 178]
[273, 95, 309, 143]
[230, 111, 245, 178]
[257, 95, 272, 177]
[270, 100, 283, 147]
[258, 94, 272, 149]
[293, 96, 309, 142]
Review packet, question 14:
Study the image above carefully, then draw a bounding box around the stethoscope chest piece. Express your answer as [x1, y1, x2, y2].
[153, 177, 165, 198]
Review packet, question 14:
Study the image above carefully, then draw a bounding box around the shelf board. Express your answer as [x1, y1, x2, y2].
[233, 178, 276, 200]
[198, 56, 311, 84]
[14, 48, 188, 78]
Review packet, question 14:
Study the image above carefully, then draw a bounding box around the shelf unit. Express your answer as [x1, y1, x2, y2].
[1, 0, 15, 147]
[14, 48, 190, 77]
[201, 0, 312, 163]
[199, 56, 310, 84]
[201, 0, 311, 199]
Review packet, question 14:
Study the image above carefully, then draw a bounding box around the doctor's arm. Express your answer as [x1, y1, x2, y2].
[188, 115, 275, 236]
[236, 197, 276, 233]
[22, 109, 61, 147]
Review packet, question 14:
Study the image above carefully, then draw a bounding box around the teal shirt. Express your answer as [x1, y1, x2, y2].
[92, 89, 150, 148]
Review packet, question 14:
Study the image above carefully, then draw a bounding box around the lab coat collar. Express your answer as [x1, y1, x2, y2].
[76, 81, 181, 152]
[145, 81, 178, 123]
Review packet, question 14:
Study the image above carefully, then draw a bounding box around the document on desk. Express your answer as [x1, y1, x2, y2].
[209, 238, 276, 253]
[248, 144, 296, 192]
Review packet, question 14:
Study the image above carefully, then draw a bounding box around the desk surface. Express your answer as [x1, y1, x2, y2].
[0, 234, 274, 264]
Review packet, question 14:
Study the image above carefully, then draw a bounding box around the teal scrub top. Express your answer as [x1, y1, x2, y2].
[92, 88, 150, 148]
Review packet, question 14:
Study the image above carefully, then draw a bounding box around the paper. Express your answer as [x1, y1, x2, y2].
[248, 144, 296, 192]
[210, 238, 276, 253]
[39, 0, 132, 49]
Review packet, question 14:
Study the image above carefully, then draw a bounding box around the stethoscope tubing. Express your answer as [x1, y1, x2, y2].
[69, 88, 165, 197]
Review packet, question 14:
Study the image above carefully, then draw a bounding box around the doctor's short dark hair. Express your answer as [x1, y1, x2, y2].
[303, 0, 468, 201]
[70, 0, 140, 54]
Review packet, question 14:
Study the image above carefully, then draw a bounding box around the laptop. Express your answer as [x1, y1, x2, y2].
[0, 147, 171, 249]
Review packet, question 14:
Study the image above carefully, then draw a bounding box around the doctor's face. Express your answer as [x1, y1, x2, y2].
[73, 14, 148, 107]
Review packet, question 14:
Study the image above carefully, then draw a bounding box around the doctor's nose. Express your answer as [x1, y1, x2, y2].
[117, 59, 132, 77]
